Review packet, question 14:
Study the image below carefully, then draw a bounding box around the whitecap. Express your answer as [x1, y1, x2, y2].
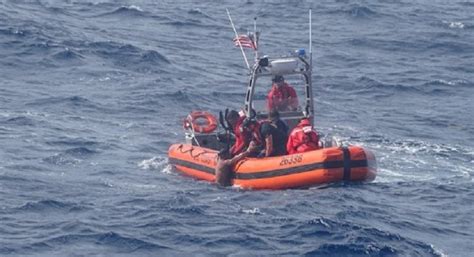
[126, 5, 143, 12]
[449, 21, 464, 29]
[241, 207, 263, 215]
[434, 79, 468, 86]
[430, 244, 450, 257]
[138, 156, 169, 172]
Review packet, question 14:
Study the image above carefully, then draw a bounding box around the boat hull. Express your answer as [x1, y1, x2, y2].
[168, 144, 377, 190]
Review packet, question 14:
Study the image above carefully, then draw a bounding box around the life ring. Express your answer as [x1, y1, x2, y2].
[183, 111, 218, 134]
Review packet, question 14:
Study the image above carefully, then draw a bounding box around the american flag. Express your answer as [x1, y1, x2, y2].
[233, 34, 256, 50]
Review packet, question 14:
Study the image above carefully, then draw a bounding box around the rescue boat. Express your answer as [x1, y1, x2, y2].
[168, 10, 377, 189]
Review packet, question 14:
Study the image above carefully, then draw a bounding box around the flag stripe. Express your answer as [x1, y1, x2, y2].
[233, 34, 256, 50]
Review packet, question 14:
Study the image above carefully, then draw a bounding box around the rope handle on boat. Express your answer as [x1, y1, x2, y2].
[177, 144, 216, 159]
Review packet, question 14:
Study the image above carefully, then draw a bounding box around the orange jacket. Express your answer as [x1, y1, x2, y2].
[286, 119, 319, 154]
[230, 117, 263, 156]
[267, 83, 298, 111]
[230, 116, 248, 156]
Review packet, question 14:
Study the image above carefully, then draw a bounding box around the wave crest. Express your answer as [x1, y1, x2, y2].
[98, 5, 145, 17]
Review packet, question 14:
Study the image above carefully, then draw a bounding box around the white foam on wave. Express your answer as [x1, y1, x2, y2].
[379, 139, 465, 157]
[449, 21, 464, 29]
[0, 110, 49, 118]
[442, 20, 465, 29]
[362, 135, 474, 184]
[434, 79, 468, 86]
[454, 166, 472, 178]
[430, 244, 450, 257]
[124, 5, 143, 12]
[138, 156, 171, 173]
[241, 207, 263, 215]
[376, 167, 436, 183]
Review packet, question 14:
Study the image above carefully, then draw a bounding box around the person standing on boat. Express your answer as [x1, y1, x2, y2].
[267, 75, 299, 112]
[286, 118, 320, 154]
[258, 109, 288, 157]
[215, 142, 257, 187]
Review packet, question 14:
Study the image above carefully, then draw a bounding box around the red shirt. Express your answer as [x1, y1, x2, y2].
[286, 119, 319, 154]
[267, 83, 298, 111]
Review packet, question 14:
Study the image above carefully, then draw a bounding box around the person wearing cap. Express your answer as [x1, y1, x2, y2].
[286, 117, 320, 154]
[258, 109, 288, 157]
[267, 75, 299, 112]
[242, 116, 263, 153]
[230, 109, 263, 157]
[215, 142, 258, 187]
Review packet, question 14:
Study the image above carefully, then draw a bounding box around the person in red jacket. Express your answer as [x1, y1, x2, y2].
[267, 75, 299, 112]
[241, 117, 264, 157]
[286, 118, 320, 154]
[226, 110, 249, 156]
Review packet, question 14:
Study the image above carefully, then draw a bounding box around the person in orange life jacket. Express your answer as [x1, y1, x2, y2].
[267, 75, 299, 112]
[286, 117, 320, 154]
[258, 109, 289, 157]
[241, 116, 264, 157]
[226, 110, 249, 156]
[215, 142, 258, 187]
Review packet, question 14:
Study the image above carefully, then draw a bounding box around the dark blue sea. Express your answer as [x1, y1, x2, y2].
[1, 0, 473, 256]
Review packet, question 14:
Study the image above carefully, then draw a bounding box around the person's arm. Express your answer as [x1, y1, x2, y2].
[267, 88, 275, 111]
[288, 86, 299, 110]
[229, 148, 250, 166]
[265, 135, 273, 157]
[229, 140, 260, 166]
[231, 126, 250, 155]
[311, 131, 320, 149]
[232, 138, 246, 155]
[286, 134, 294, 154]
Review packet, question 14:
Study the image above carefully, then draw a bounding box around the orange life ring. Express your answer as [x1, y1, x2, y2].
[183, 111, 218, 134]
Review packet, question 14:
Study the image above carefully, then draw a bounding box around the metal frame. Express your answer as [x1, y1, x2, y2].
[243, 55, 314, 126]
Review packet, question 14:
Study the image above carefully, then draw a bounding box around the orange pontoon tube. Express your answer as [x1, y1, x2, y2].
[168, 144, 376, 190]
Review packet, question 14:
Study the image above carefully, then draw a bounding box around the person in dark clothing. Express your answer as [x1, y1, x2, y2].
[269, 108, 288, 136]
[258, 109, 288, 157]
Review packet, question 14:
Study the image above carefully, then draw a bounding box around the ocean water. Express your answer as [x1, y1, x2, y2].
[1, 0, 473, 256]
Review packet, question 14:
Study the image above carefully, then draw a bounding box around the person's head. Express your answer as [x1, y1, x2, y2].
[299, 117, 311, 126]
[272, 75, 285, 86]
[218, 148, 231, 160]
[226, 110, 240, 127]
[243, 117, 257, 131]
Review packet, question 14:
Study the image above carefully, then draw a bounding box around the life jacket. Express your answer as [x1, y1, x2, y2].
[287, 119, 319, 154]
[267, 83, 296, 111]
[230, 116, 248, 156]
[248, 120, 263, 146]
[231, 117, 263, 156]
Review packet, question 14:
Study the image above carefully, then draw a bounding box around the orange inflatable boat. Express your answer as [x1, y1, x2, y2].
[168, 16, 378, 190]
[168, 144, 376, 190]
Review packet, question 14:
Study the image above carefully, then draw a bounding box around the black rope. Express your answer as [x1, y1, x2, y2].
[177, 144, 215, 159]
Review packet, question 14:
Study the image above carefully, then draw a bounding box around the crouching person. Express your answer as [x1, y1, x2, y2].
[286, 118, 320, 154]
[215, 142, 257, 187]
